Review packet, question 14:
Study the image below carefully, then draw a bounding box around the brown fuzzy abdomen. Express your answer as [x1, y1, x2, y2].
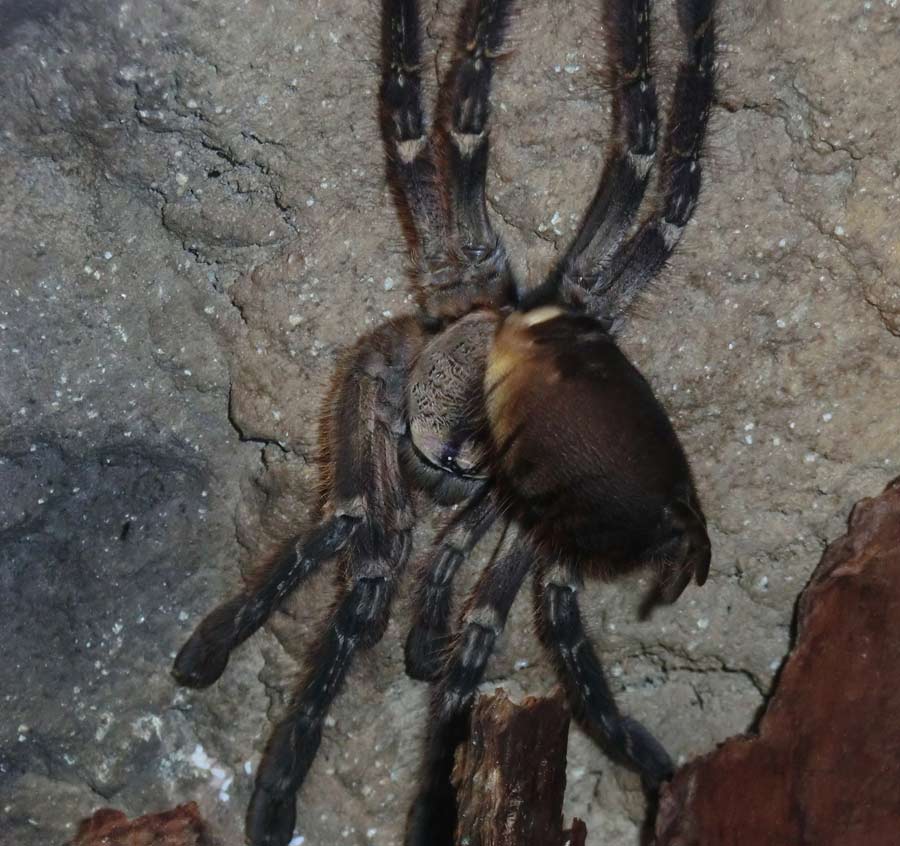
[486, 309, 694, 567]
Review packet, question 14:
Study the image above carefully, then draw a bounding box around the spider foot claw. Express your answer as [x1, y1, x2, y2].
[171, 596, 248, 688]
[619, 716, 675, 792]
[246, 783, 297, 846]
[171, 625, 231, 688]
[659, 500, 712, 604]
[404, 624, 446, 682]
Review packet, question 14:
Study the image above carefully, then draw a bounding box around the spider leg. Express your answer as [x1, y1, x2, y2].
[173, 318, 423, 846]
[380, 0, 451, 281]
[435, 0, 516, 288]
[380, 0, 517, 317]
[247, 532, 410, 846]
[547, 0, 659, 308]
[535, 562, 674, 792]
[172, 516, 360, 689]
[404, 493, 498, 681]
[552, 0, 716, 326]
[405, 531, 532, 846]
[240, 321, 422, 846]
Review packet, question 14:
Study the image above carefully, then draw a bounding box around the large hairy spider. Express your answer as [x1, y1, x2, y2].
[172, 0, 716, 844]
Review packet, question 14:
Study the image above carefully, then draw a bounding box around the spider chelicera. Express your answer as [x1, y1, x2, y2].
[172, 1, 716, 844]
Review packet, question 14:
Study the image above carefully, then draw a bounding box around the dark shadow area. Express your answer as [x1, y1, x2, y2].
[0, 0, 65, 47]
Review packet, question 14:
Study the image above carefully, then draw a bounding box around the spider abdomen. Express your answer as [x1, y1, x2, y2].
[486, 307, 700, 574]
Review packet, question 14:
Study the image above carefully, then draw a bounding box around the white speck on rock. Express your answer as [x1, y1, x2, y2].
[131, 714, 162, 742]
[190, 744, 213, 771]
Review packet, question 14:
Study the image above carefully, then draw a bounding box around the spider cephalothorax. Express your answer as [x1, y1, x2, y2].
[172, 1, 716, 844]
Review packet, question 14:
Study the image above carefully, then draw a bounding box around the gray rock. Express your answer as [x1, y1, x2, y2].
[1, 1, 897, 845]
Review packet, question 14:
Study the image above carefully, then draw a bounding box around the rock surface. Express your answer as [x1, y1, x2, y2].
[1, 1, 898, 845]
[655, 478, 900, 846]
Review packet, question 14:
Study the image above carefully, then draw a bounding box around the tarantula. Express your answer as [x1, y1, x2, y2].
[172, 0, 716, 843]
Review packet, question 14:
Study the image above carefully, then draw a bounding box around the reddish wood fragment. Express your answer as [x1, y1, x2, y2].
[453, 686, 587, 846]
[566, 818, 589, 846]
[656, 478, 900, 846]
[69, 801, 217, 846]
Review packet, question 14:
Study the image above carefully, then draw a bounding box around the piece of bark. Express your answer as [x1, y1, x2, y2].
[452, 686, 585, 846]
[655, 477, 900, 846]
[566, 818, 588, 846]
[68, 802, 218, 846]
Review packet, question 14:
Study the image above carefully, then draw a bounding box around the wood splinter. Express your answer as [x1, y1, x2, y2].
[452, 687, 589, 845]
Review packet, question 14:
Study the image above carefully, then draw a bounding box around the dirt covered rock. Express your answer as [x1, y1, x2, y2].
[1, 1, 898, 845]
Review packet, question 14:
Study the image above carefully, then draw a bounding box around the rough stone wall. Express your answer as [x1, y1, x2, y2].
[1, 1, 897, 845]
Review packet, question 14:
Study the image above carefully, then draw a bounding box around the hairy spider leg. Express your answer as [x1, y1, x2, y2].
[172, 516, 361, 688]
[435, 0, 516, 277]
[169, 318, 424, 846]
[246, 538, 409, 846]
[405, 532, 532, 846]
[535, 562, 674, 791]
[379, 0, 450, 285]
[547, 0, 660, 310]
[380, 0, 517, 318]
[243, 320, 424, 846]
[404, 492, 499, 681]
[582, 0, 717, 327]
